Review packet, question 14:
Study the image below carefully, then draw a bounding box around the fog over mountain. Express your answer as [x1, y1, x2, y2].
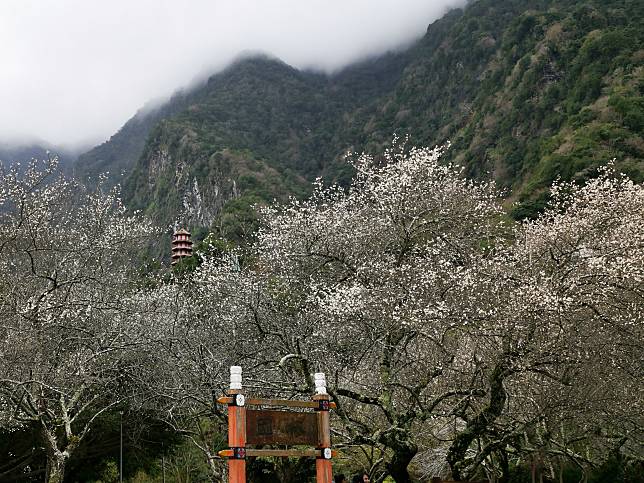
[0, 0, 466, 149]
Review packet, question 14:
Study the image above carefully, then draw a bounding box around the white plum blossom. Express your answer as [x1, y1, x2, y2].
[0, 158, 156, 483]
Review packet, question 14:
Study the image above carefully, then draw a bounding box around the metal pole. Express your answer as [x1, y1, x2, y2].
[119, 411, 123, 483]
[162, 442, 166, 483]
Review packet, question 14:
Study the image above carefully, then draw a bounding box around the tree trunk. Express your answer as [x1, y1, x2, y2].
[389, 456, 414, 483]
[40, 425, 69, 483]
[44, 451, 66, 483]
[497, 449, 510, 483]
[447, 359, 513, 479]
[387, 441, 418, 483]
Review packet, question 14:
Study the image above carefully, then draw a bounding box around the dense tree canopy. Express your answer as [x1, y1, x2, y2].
[138, 146, 642, 482]
[1, 148, 642, 482]
[0, 159, 156, 483]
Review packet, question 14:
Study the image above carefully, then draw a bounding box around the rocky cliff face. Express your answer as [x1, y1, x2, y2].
[125, 111, 308, 244]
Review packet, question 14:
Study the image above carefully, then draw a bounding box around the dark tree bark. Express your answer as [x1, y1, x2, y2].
[381, 428, 418, 483]
[447, 358, 514, 480]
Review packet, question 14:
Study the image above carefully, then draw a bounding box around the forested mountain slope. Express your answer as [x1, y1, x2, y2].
[123, 54, 408, 237]
[75, 0, 643, 232]
[74, 93, 193, 180]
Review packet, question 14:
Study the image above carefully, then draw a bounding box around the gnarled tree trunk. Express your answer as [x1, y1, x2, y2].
[382, 429, 418, 483]
[44, 451, 66, 483]
[447, 359, 513, 480]
[388, 447, 417, 483]
[41, 424, 75, 483]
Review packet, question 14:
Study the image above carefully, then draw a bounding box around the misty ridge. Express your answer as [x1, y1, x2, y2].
[0, 0, 467, 150]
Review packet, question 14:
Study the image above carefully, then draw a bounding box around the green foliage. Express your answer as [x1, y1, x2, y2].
[171, 254, 201, 276]
[93, 460, 119, 483]
[494, 457, 644, 483]
[590, 456, 644, 483]
[121, 435, 218, 483]
[0, 410, 184, 482]
[609, 88, 644, 132]
[76, 0, 643, 235]
[63, 411, 183, 483]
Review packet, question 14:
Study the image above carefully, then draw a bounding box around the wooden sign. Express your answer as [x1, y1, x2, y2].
[218, 368, 334, 483]
[246, 409, 319, 446]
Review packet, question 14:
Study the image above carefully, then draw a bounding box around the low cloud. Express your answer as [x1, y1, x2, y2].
[0, 0, 466, 148]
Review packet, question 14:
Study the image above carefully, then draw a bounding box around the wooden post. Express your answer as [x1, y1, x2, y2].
[313, 371, 332, 483]
[314, 393, 333, 483]
[219, 367, 335, 482]
[227, 389, 246, 483]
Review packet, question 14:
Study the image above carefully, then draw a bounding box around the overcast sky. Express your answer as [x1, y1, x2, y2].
[1, 0, 466, 149]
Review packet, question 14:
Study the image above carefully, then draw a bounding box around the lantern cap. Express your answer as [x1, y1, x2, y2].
[230, 366, 243, 389]
[314, 372, 327, 395]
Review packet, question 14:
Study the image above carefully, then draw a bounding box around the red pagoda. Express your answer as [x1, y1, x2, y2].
[171, 228, 193, 265]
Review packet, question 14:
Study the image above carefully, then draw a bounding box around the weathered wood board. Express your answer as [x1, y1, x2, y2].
[246, 409, 318, 446]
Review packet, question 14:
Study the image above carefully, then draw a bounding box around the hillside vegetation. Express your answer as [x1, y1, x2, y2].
[75, 0, 643, 234]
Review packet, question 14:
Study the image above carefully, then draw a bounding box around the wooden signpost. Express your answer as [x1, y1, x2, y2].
[217, 367, 336, 483]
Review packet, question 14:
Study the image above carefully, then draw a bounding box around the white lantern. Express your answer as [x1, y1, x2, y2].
[314, 372, 327, 395]
[230, 366, 243, 390]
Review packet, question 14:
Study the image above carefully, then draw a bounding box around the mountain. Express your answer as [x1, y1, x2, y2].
[123, 53, 409, 239]
[0, 142, 78, 172]
[329, 0, 643, 216]
[74, 0, 643, 235]
[74, 94, 192, 181]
